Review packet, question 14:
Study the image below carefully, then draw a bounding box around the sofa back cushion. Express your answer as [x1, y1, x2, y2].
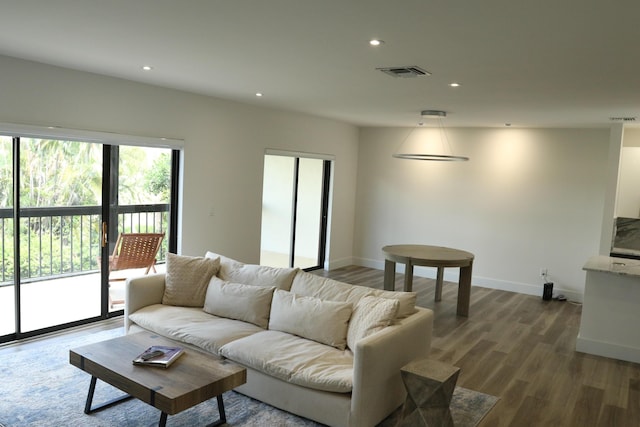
[346, 296, 399, 350]
[368, 288, 417, 319]
[291, 271, 417, 319]
[269, 290, 352, 350]
[205, 251, 298, 291]
[205, 251, 244, 278]
[203, 277, 276, 328]
[290, 271, 369, 305]
[162, 253, 220, 307]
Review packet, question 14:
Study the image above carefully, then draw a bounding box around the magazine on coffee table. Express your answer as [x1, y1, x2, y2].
[133, 345, 184, 368]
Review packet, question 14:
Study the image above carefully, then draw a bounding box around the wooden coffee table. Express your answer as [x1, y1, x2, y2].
[69, 331, 246, 427]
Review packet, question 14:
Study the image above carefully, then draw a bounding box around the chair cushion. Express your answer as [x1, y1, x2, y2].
[268, 290, 352, 350]
[162, 253, 220, 307]
[203, 277, 275, 328]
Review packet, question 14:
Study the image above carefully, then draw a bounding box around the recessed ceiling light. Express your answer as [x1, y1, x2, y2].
[449, 82, 461, 87]
[369, 39, 384, 46]
[505, 123, 512, 127]
[142, 65, 153, 71]
[256, 92, 263, 97]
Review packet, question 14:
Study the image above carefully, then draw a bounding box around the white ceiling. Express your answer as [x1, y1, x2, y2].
[1, 0, 640, 128]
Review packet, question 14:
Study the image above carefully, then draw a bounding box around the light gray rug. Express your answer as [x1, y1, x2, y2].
[0, 327, 498, 426]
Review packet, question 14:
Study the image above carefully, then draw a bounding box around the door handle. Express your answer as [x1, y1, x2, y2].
[102, 222, 108, 248]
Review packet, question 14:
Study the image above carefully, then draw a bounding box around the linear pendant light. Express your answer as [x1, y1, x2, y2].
[393, 110, 469, 161]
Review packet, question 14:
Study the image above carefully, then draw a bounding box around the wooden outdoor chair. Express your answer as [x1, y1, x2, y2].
[107, 232, 165, 306]
[108, 232, 165, 279]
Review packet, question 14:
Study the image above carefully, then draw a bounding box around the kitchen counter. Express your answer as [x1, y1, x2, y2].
[583, 255, 640, 277]
[576, 255, 640, 363]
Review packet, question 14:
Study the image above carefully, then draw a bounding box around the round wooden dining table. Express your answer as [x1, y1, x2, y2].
[382, 244, 474, 317]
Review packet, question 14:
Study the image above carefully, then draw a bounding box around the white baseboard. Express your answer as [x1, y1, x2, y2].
[352, 257, 583, 303]
[326, 256, 354, 270]
[576, 335, 640, 364]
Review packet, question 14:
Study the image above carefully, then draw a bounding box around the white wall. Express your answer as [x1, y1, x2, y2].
[0, 55, 359, 266]
[260, 155, 295, 255]
[355, 127, 610, 301]
[1, 54, 623, 301]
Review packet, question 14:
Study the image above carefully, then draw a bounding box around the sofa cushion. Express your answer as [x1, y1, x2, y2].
[291, 271, 417, 319]
[205, 251, 244, 280]
[224, 264, 298, 291]
[269, 290, 352, 350]
[203, 277, 275, 328]
[162, 253, 220, 307]
[219, 330, 354, 393]
[346, 296, 399, 350]
[205, 251, 298, 290]
[368, 288, 417, 319]
[129, 304, 264, 354]
[291, 271, 369, 305]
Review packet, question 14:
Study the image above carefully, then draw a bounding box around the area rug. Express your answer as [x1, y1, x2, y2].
[0, 326, 498, 426]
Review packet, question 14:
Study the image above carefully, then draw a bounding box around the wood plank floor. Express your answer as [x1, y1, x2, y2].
[317, 265, 640, 427]
[5, 265, 640, 426]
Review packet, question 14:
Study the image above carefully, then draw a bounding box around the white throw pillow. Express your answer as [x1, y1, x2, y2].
[347, 296, 399, 350]
[203, 277, 275, 328]
[162, 253, 220, 307]
[269, 290, 352, 350]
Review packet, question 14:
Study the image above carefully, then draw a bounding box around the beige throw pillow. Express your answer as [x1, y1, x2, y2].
[162, 253, 220, 307]
[203, 277, 276, 328]
[269, 290, 352, 350]
[347, 296, 399, 351]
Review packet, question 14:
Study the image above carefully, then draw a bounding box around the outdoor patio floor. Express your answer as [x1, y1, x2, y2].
[0, 265, 165, 336]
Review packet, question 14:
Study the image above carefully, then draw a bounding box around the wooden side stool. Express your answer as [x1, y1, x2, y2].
[398, 358, 460, 427]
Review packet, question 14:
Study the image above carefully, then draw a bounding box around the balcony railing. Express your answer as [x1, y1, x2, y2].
[0, 204, 169, 285]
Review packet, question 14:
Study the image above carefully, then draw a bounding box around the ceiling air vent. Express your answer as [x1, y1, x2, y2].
[609, 116, 637, 122]
[376, 66, 431, 78]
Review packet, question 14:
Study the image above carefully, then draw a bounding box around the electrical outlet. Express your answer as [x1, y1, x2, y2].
[540, 268, 548, 277]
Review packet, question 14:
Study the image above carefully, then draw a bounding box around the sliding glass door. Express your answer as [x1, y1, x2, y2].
[0, 136, 15, 337]
[0, 134, 177, 342]
[107, 145, 172, 312]
[18, 138, 103, 332]
[260, 153, 331, 270]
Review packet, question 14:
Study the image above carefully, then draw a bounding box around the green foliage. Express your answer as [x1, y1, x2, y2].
[0, 138, 172, 283]
[0, 137, 13, 207]
[19, 139, 102, 207]
[144, 153, 171, 201]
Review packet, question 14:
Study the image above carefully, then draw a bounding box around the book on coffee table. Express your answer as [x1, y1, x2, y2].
[133, 345, 184, 368]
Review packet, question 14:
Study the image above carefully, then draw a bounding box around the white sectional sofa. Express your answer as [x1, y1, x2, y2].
[124, 252, 434, 427]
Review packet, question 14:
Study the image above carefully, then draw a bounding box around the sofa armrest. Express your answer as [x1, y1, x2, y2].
[350, 307, 433, 427]
[124, 273, 166, 333]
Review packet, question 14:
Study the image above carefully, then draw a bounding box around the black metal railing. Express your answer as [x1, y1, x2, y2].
[0, 204, 169, 285]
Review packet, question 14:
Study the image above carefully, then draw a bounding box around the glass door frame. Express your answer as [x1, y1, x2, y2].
[288, 157, 331, 270]
[260, 150, 333, 271]
[0, 129, 181, 343]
